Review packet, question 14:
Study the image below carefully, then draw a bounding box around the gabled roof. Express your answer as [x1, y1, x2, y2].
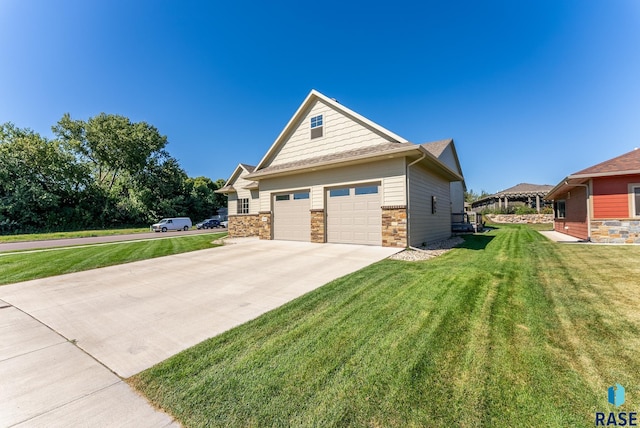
[546, 149, 640, 199]
[239, 163, 256, 173]
[215, 163, 256, 194]
[421, 139, 452, 158]
[254, 89, 409, 171]
[421, 138, 465, 190]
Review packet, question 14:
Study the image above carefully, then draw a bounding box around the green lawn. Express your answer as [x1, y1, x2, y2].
[131, 226, 640, 427]
[0, 233, 225, 285]
[0, 227, 150, 243]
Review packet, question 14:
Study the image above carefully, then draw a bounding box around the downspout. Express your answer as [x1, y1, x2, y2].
[567, 181, 591, 241]
[406, 152, 427, 247]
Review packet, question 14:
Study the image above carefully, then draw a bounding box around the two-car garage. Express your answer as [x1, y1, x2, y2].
[272, 183, 381, 246]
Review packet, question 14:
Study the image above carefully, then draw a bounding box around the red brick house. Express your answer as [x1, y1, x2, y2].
[546, 149, 640, 243]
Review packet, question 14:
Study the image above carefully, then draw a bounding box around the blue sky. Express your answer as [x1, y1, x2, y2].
[1, 1, 639, 194]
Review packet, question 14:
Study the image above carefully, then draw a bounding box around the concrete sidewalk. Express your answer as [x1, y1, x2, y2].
[538, 230, 582, 242]
[0, 300, 178, 427]
[0, 239, 399, 426]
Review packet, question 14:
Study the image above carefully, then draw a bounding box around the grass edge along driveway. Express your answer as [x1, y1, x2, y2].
[0, 232, 226, 285]
[0, 227, 151, 243]
[131, 225, 640, 427]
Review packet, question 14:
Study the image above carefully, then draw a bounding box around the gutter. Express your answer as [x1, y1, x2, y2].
[405, 152, 427, 247]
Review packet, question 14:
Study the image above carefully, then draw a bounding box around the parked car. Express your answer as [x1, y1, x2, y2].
[150, 217, 192, 232]
[196, 218, 221, 229]
[220, 220, 228, 228]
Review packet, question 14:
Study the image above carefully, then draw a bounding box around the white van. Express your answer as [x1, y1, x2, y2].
[150, 217, 192, 232]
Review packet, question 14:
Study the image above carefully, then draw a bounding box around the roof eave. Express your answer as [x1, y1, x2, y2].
[545, 176, 590, 200]
[247, 146, 420, 180]
[546, 169, 640, 200]
[569, 169, 640, 180]
[214, 187, 236, 194]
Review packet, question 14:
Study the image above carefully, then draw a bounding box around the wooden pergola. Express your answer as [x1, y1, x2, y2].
[471, 183, 554, 212]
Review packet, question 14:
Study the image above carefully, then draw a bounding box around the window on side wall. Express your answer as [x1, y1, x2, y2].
[237, 198, 249, 214]
[555, 200, 566, 218]
[310, 115, 323, 139]
[634, 187, 640, 217]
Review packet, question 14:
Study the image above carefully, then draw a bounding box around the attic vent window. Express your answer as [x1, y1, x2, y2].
[310, 115, 323, 139]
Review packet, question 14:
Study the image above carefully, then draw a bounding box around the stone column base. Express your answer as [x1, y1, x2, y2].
[258, 211, 272, 240]
[311, 209, 325, 243]
[382, 206, 407, 247]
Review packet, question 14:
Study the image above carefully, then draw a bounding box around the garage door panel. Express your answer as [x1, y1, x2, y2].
[327, 185, 381, 246]
[274, 194, 310, 242]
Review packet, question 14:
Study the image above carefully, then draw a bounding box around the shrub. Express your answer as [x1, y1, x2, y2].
[514, 206, 538, 215]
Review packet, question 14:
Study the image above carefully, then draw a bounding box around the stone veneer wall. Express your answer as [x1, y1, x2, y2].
[228, 214, 260, 237]
[258, 211, 272, 240]
[382, 206, 407, 247]
[590, 219, 640, 244]
[486, 214, 554, 224]
[310, 209, 325, 243]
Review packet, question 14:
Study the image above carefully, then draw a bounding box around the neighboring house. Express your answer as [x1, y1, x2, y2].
[217, 90, 464, 247]
[471, 183, 553, 212]
[546, 149, 640, 243]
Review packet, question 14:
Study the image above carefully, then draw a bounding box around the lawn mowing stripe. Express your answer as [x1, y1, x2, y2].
[0, 233, 225, 285]
[0, 231, 224, 256]
[131, 225, 640, 427]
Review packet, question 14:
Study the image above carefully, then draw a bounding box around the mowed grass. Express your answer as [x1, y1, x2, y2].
[131, 226, 640, 427]
[0, 233, 225, 285]
[0, 227, 150, 243]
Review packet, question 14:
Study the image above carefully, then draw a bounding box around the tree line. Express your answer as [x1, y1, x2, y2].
[0, 114, 226, 234]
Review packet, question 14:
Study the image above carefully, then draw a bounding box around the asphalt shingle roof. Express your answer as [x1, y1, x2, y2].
[572, 149, 640, 176]
[421, 139, 453, 157]
[250, 142, 416, 175]
[497, 183, 554, 195]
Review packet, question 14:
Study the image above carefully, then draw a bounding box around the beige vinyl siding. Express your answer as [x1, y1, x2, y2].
[435, 145, 464, 214]
[230, 172, 259, 215]
[258, 158, 406, 212]
[450, 181, 465, 214]
[436, 145, 457, 173]
[269, 100, 397, 166]
[408, 164, 452, 246]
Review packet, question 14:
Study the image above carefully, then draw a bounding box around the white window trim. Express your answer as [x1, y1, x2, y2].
[310, 114, 324, 139]
[237, 198, 249, 214]
[628, 183, 640, 218]
[555, 200, 566, 219]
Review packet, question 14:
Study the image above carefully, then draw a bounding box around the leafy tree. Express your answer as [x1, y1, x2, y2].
[0, 123, 91, 232]
[1, 115, 223, 233]
[465, 189, 491, 203]
[53, 113, 179, 226]
[185, 176, 228, 221]
[53, 113, 169, 191]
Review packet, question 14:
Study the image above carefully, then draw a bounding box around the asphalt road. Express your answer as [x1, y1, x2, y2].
[0, 228, 227, 252]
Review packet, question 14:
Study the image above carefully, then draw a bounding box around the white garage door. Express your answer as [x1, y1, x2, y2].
[273, 191, 311, 242]
[326, 184, 381, 246]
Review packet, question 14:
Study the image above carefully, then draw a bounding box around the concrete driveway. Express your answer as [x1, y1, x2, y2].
[0, 238, 399, 426]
